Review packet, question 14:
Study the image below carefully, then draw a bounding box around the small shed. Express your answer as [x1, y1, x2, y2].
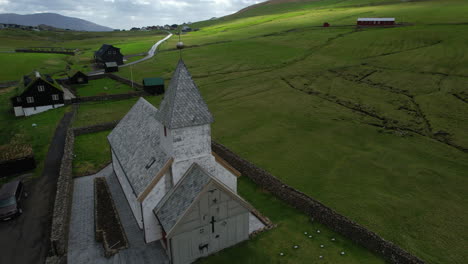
[69, 71, 88, 84]
[105, 62, 119, 73]
[357, 18, 395, 26]
[142, 77, 165, 95]
[323, 22, 330, 27]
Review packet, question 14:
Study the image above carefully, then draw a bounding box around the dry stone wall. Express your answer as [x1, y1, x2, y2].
[211, 141, 425, 264]
[46, 105, 78, 264]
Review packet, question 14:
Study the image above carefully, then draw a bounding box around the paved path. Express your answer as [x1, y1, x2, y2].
[0, 112, 73, 264]
[87, 32, 172, 76]
[68, 165, 169, 264]
[119, 33, 172, 68]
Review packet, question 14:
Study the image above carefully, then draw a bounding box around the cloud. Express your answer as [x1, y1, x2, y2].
[0, 0, 266, 29]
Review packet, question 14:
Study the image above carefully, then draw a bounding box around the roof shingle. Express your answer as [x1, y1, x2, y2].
[155, 60, 214, 129]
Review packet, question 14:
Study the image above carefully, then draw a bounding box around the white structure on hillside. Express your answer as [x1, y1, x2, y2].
[108, 60, 255, 264]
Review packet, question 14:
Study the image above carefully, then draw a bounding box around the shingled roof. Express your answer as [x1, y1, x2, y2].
[108, 98, 170, 196]
[155, 60, 214, 129]
[154, 163, 211, 233]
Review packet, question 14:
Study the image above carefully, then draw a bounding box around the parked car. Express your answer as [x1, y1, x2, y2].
[0, 180, 27, 221]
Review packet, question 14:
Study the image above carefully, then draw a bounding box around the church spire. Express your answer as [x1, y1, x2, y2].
[155, 60, 214, 129]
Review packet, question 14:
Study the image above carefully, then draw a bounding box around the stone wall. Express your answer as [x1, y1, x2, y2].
[211, 141, 425, 264]
[46, 105, 78, 264]
[74, 121, 119, 136]
[69, 91, 148, 104]
[87, 73, 143, 89]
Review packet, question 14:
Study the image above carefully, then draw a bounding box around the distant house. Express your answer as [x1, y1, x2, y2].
[357, 18, 395, 26]
[181, 26, 192, 32]
[94, 44, 124, 66]
[68, 70, 88, 84]
[323, 22, 330, 27]
[11, 72, 65, 117]
[142, 77, 164, 95]
[104, 62, 119, 73]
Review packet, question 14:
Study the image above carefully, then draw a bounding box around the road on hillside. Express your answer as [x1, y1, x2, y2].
[120, 32, 173, 67]
[88, 32, 173, 76]
[0, 112, 73, 264]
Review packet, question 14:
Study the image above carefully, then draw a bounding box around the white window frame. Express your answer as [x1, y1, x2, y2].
[26, 97, 34, 103]
[17, 97, 22, 102]
[38, 85, 45, 92]
[52, 94, 59, 101]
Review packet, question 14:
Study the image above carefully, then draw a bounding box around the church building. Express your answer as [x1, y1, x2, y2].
[108, 60, 254, 264]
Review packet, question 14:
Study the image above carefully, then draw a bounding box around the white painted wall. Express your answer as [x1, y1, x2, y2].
[159, 123, 211, 161]
[172, 124, 212, 161]
[22, 104, 64, 116]
[14, 107, 24, 117]
[142, 172, 169, 243]
[112, 150, 143, 229]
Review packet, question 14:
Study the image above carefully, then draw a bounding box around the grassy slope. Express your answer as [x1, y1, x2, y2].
[115, 0, 468, 263]
[0, 30, 167, 81]
[72, 96, 162, 128]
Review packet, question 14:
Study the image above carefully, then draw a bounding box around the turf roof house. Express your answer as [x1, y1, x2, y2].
[108, 60, 253, 264]
[94, 44, 124, 66]
[11, 72, 64, 117]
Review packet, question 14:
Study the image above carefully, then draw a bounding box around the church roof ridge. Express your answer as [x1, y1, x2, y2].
[155, 59, 214, 129]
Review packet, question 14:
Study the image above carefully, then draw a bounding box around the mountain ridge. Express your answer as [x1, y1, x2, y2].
[0, 13, 113, 32]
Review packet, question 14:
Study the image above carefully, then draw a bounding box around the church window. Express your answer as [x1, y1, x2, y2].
[164, 126, 167, 137]
[145, 157, 156, 169]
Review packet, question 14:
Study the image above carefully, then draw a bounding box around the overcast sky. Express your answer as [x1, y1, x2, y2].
[0, 0, 266, 29]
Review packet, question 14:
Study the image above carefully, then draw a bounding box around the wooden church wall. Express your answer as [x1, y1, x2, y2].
[169, 182, 249, 264]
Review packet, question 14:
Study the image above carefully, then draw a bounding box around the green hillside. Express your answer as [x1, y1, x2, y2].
[118, 0, 468, 263]
[0, 0, 467, 263]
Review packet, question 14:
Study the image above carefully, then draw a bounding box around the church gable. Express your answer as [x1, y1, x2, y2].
[154, 163, 252, 238]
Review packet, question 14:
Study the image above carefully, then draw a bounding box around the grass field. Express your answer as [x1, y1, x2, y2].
[73, 130, 111, 177]
[74, 78, 137, 97]
[72, 96, 162, 128]
[72, 130, 384, 263]
[0, 53, 68, 82]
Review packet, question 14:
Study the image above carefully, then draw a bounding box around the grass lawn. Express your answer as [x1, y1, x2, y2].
[74, 78, 138, 97]
[72, 96, 162, 128]
[73, 130, 111, 177]
[0, 53, 68, 82]
[73, 130, 384, 263]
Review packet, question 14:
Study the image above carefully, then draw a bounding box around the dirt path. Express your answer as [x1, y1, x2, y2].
[0, 111, 73, 264]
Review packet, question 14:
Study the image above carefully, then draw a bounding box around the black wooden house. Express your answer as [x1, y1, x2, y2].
[94, 44, 124, 66]
[69, 70, 88, 84]
[11, 72, 65, 117]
